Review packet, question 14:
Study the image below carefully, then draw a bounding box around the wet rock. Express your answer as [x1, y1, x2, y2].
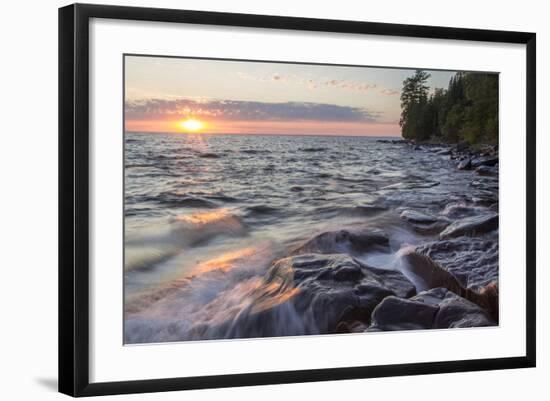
[368, 296, 438, 331]
[471, 156, 499, 168]
[436, 148, 452, 156]
[470, 192, 499, 206]
[367, 288, 495, 332]
[376, 139, 407, 144]
[416, 234, 499, 290]
[441, 203, 484, 219]
[228, 254, 416, 336]
[457, 159, 472, 170]
[400, 210, 449, 234]
[400, 210, 438, 224]
[470, 179, 499, 192]
[402, 239, 499, 321]
[291, 228, 389, 255]
[439, 213, 498, 239]
[475, 165, 498, 176]
[433, 289, 496, 328]
[400, 248, 465, 293]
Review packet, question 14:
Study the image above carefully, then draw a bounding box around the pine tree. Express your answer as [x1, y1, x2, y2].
[399, 70, 498, 144]
[399, 70, 431, 140]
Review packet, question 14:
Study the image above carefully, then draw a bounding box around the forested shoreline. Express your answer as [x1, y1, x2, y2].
[400, 70, 498, 145]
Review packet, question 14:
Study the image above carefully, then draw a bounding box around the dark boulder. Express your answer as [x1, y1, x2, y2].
[457, 159, 472, 170]
[416, 235, 499, 290]
[368, 287, 495, 332]
[434, 289, 496, 328]
[401, 243, 499, 321]
[471, 156, 499, 168]
[368, 296, 439, 331]
[439, 213, 498, 239]
[225, 253, 416, 336]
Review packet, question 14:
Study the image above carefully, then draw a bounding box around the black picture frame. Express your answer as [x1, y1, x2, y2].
[59, 3, 536, 397]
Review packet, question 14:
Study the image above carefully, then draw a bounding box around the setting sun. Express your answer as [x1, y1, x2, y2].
[179, 118, 204, 132]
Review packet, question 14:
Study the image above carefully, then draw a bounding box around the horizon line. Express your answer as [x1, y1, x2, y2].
[124, 130, 404, 139]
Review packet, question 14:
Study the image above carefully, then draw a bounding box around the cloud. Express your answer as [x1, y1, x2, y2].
[125, 98, 380, 122]
[379, 88, 400, 96]
[237, 72, 384, 94]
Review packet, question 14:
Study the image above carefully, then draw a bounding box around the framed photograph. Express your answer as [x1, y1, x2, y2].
[58, 3, 536, 397]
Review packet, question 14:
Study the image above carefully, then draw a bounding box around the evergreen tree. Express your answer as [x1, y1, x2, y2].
[399, 70, 498, 145]
[400, 70, 430, 140]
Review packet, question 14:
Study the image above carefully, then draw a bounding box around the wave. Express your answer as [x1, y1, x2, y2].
[381, 181, 440, 190]
[198, 152, 221, 159]
[156, 191, 218, 208]
[201, 192, 240, 203]
[125, 163, 155, 168]
[337, 205, 388, 217]
[299, 147, 328, 152]
[245, 204, 281, 216]
[240, 149, 270, 155]
[171, 208, 247, 246]
[124, 243, 279, 341]
[124, 209, 247, 272]
[125, 244, 179, 272]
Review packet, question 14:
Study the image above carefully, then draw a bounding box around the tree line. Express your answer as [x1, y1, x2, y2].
[399, 70, 498, 144]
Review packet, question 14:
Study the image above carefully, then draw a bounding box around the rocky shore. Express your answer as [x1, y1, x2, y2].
[206, 140, 500, 337]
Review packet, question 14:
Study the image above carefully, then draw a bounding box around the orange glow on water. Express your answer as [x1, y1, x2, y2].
[193, 247, 257, 274]
[175, 209, 232, 225]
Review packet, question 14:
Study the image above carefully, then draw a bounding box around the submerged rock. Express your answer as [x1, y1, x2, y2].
[400, 210, 449, 234]
[439, 213, 498, 239]
[368, 287, 495, 332]
[291, 228, 389, 255]
[400, 210, 438, 224]
[441, 203, 485, 219]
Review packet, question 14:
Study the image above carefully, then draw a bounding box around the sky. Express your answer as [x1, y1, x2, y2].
[124, 55, 456, 137]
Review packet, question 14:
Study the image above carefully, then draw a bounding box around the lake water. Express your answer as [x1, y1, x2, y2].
[124, 132, 498, 343]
